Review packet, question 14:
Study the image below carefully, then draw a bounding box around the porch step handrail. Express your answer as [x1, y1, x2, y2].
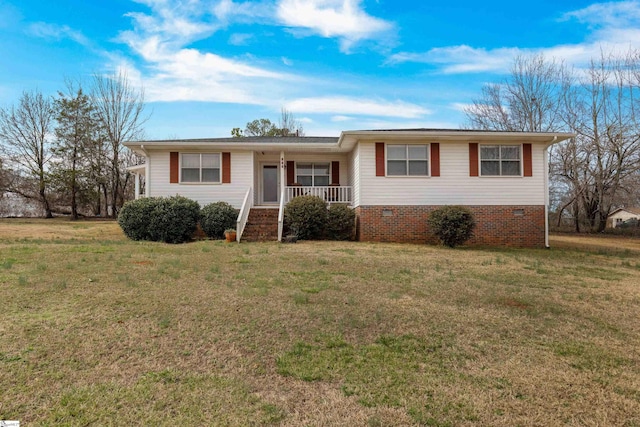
[285, 185, 352, 205]
[236, 187, 253, 242]
[277, 187, 286, 242]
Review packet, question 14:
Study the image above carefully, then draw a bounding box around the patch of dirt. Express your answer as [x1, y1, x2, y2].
[499, 298, 530, 310]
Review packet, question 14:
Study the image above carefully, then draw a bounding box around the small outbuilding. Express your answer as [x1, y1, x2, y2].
[608, 207, 640, 228]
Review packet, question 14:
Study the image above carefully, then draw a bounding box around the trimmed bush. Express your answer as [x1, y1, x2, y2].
[284, 195, 327, 240]
[326, 204, 355, 240]
[148, 196, 201, 244]
[118, 197, 158, 241]
[118, 196, 200, 244]
[200, 201, 239, 239]
[427, 206, 475, 248]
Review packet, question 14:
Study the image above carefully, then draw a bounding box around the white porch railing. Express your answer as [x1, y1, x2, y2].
[277, 187, 286, 242]
[236, 187, 253, 242]
[284, 186, 352, 205]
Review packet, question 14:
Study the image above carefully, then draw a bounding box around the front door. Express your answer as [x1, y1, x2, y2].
[262, 165, 279, 204]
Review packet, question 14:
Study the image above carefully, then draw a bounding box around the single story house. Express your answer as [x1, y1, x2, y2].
[608, 207, 640, 228]
[124, 129, 574, 247]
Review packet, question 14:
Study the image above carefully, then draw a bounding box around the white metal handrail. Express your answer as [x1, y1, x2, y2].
[284, 186, 352, 205]
[277, 187, 286, 242]
[236, 187, 253, 242]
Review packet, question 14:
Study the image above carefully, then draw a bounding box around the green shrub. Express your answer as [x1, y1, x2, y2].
[284, 195, 328, 240]
[326, 204, 355, 240]
[117, 197, 158, 241]
[148, 196, 201, 244]
[200, 201, 239, 239]
[427, 206, 475, 248]
[118, 196, 200, 244]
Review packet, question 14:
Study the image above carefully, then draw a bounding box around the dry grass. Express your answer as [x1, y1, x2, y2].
[1, 219, 639, 426]
[551, 233, 640, 254]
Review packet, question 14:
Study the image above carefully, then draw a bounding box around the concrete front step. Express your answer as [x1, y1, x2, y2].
[241, 208, 279, 242]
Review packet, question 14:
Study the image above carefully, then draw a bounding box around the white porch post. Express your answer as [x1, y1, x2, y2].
[280, 151, 285, 199]
[134, 173, 140, 199]
[144, 158, 150, 197]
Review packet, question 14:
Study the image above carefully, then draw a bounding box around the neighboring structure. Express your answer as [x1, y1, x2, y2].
[124, 129, 574, 247]
[608, 207, 640, 228]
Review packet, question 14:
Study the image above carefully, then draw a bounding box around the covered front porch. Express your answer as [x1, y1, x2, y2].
[253, 151, 353, 207]
[237, 151, 353, 242]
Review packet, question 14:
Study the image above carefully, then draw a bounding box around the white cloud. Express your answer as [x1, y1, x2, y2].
[286, 96, 430, 119]
[228, 32, 254, 45]
[123, 44, 293, 103]
[124, 1, 217, 46]
[27, 22, 90, 46]
[212, 0, 274, 23]
[449, 103, 473, 113]
[115, 0, 397, 105]
[560, 1, 640, 28]
[276, 0, 393, 52]
[118, 1, 297, 104]
[387, 1, 640, 74]
[331, 115, 353, 122]
[388, 45, 518, 74]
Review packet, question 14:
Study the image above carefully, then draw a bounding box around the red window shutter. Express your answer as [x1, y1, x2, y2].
[331, 161, 340, 185]
[287, 161, 295, 185]
[523, 144, 533, 177]
[375, 143, 385, 176]
[430, 143, 440, 177]
[469, 143, 479, 177]
[222, 152, 231, 183]
[170, 152, 179, 183]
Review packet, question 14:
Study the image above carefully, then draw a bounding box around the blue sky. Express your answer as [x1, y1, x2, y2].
[1, 0, 639, 138]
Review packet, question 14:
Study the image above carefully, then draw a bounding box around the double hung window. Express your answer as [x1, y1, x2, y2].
[387, 144, 429, 176]
[480, 145, 521, 176]
[181, 153, 221, 183]
[297, 163, 330, 186]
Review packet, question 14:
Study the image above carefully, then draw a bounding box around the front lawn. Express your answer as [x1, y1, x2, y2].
[1, 219, 639, 426]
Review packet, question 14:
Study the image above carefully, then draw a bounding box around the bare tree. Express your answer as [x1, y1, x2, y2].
[0, 90, 55, 217]
[464, 54, 567, 132]
[278, 107, 305, 136]
[563, 52, 640, 231]
[91, 72, 147, 217]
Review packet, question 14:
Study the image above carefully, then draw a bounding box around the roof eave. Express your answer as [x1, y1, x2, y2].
[340, 130, 575, 144]
[123, 141, 347, 152]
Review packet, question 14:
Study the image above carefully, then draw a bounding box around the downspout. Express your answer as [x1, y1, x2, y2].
[544, 136, 557, 248]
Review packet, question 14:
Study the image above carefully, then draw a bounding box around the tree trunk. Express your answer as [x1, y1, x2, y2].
[95, 185, 102, 216]
[41, 186, 52, 218]
[71, 147, 78, 220]
[102, 183, 109, 217]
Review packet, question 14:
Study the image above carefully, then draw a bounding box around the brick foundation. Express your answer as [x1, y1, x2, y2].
[355, 205, 546, 248]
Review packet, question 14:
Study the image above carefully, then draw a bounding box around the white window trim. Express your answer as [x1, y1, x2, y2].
[295, 162, 331, 186]
[386, 143, 430, 177]
[179, 153, 222, 184]
[479, 144, 523, 177]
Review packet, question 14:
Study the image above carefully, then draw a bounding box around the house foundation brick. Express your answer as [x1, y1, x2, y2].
[355, 205, 546, 248]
